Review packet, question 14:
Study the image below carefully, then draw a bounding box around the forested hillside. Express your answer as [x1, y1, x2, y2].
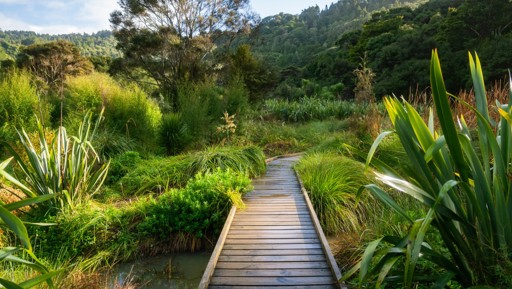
[0, 30, 120, 60]
[243, 0, 512, 99]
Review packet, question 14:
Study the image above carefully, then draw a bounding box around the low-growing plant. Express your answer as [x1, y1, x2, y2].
[36, 169, 252, 266]
[295, 152, 372, 234]
[188, 146, 265, 178]
[344, 51, 512, 288]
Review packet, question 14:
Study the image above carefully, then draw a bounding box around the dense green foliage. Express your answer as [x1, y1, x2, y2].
[346, 52, 512, 287]
[306, 0, 512, 98]
[295, 153, 371, 234]
[115, 146, 265, 196]
[35, 169, 252, 264]
[0, 30, 120, 59]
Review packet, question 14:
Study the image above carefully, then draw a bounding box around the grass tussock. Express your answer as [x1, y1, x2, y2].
[115, 146, 264, 196]
[295, 152, 373, 234]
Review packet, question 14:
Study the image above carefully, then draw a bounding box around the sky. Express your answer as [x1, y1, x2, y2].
[0, 0, 335, 35]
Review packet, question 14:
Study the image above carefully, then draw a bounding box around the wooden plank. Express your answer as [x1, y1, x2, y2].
[215, 261, 329, 270]
[218, 255, 327, 262]
[228, 229, 317, 235]
[238, 211, 309, 218]
[213, 269, 332, 277]
[209, 285, 338, 289]
[229, 225, 315, 230]
[209, 276, 335, 286]
[221, 249, 324, 256]
[224, 238, 320, 244]
[226, 234, 318, 239]
[198, 206, 237, 289]
[223, 243, 322, 250]
[231, 221, 314, 226]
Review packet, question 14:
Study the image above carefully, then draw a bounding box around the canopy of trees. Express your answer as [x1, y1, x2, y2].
[109, 0, 258, 105]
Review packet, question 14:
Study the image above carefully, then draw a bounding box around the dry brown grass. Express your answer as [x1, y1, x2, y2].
[408, 79, 509, 129]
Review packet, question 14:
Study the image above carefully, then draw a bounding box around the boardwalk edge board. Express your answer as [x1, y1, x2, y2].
[294, 168, 347, 289]
[198, 205, 237, 289]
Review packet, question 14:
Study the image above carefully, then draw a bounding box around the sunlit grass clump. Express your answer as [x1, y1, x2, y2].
[295, 152, 372, 234]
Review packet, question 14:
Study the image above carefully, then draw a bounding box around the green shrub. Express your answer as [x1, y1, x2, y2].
[137, 169, 252, 238]
[36, 169, 252, 264]
[159, 112, 190, 155]
[107, 151, 142, 184]
[65, 72, 162, 149]
[295, 152, 372, 234]
[0, 69, 50, 132]
[178, 82, 214, 143]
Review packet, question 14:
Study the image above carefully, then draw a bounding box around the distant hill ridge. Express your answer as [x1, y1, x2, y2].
[0, 29, 121, 60]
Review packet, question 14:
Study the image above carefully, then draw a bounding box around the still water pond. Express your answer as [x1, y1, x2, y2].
[113, 252, 210, 289]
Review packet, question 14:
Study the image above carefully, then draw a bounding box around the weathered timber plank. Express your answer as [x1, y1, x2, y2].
[222, 243, 322, 250]
[215, 261, 329, 270]
[209, 285, 338, 289]
[229, 225, 315, 230]
[213, 269, 332, 277]
[217, 255, 326, 262]
[225, 234, 318, 239]
[221, 249, 324, 256]
[224, 238, 320, 244]
[228, 229, 316, 237]
[209, 276, 336, 286]
[231, 221, 314, 226]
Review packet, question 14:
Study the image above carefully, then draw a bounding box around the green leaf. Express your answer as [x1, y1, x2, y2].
[0, 205, 32, 250]
[0, 279, 24, 289]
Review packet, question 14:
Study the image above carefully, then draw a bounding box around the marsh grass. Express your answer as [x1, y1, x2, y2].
[295, 152, 373, 234]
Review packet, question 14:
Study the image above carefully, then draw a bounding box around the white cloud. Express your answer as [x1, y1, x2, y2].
[0, 0, 120, 34]
[0, 12, 32, 31]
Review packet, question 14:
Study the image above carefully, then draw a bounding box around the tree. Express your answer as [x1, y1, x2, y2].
[17, 40, 93, 91]
[110, 0, 257, 106]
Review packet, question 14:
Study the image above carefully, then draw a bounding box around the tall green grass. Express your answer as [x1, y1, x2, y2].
[295, 153, 372, 234]
[344, 51, 512, 288]
[116, 146, 265, 196]
[264, 97, 370, 122]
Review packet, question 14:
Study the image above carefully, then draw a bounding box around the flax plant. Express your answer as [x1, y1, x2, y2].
[0, 173, 61, 288]
[1, 111, 109, 210]
[343, 51, 512, 287]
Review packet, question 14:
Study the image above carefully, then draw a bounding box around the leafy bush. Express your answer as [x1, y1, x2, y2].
[295, 152, 372, 234]
[107, 151, 142, 184]
[345, 51, 512, 288]
[137, 169, 252, 238]
[36, 169, 252, 264]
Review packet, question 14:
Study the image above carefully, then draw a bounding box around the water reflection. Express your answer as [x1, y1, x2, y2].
[113, 252, 210, 289]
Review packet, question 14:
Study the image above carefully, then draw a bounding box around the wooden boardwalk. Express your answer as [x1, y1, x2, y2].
[199, 156, 343, 289]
